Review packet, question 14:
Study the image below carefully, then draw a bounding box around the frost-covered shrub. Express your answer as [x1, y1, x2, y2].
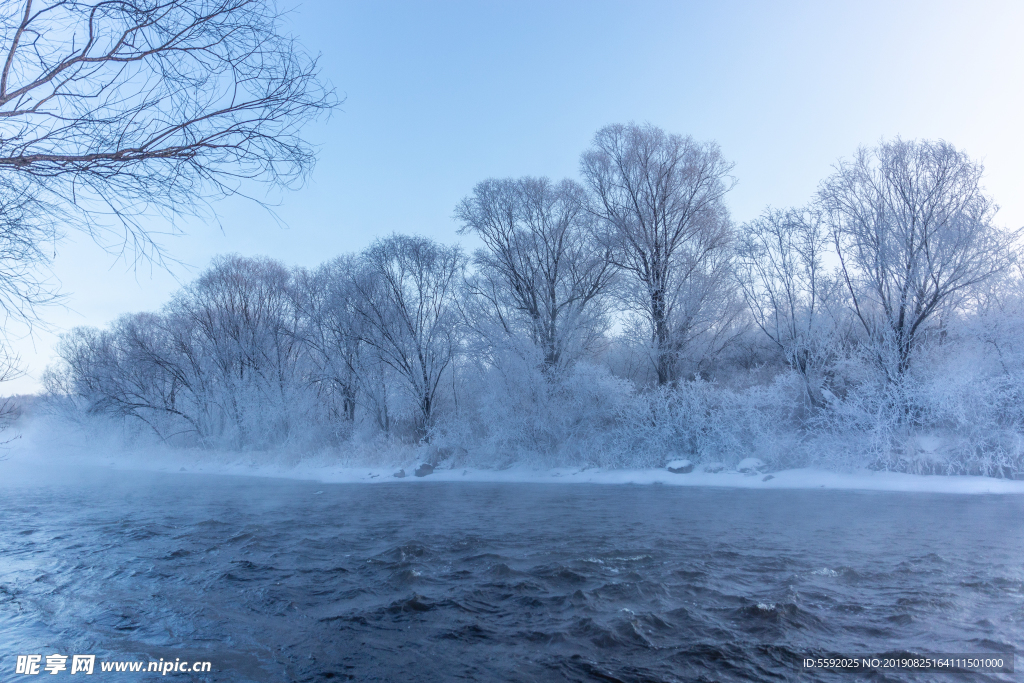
[430, 355, 631, 467]
[608, 373, 802, 469]
[808, 326, 1024, 476]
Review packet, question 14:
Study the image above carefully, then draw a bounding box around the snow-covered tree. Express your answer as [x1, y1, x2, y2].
[581, 123, 737, 385]
[819, 138, 1019, 381]
[735, 207, 846, 405]
[455, 176, 615, 372]
[292, 256, 365, 426]
[352, 235, 466, 439]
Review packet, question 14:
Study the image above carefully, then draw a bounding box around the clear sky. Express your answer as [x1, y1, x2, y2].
[5, 0, 1024, 394]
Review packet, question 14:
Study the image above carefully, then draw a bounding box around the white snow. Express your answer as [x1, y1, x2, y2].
[736, 457, 766, 473]
[4, 446, 1024, 495]
[913, 435, 943, 454]
[3, 421, 1024, 495]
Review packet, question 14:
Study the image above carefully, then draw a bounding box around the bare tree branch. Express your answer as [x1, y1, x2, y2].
[0, 0, 335, 262]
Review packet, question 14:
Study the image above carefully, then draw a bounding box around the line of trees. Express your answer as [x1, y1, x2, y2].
[44, 125, 1024, 476]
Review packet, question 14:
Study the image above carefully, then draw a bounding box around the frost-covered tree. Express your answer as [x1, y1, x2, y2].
[736, 207, 846, 405]
[581, 123, 736, 385]
[818, 139, 1020, 381]
[353, 235, 466, 438]
[165, 255, 303, 446]
[50, 315, 180, 435]
[291, 256, 365, 425]
[49, 256, 316, 447]
[455, 177, 615, 371]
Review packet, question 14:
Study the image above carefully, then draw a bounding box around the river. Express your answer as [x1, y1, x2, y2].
[1, 468, 1021, 681]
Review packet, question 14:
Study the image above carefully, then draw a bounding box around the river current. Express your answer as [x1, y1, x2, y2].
[1, 468, 1021, 681]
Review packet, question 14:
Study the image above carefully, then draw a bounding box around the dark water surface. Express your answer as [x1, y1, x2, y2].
[1, 470, 1022, 681]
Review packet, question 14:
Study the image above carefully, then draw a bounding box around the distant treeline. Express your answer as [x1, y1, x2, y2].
[43, 125, 1024, 476]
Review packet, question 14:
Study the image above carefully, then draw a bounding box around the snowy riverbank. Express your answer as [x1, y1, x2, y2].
[126, 461, 1024, 493]
[5, 428, 1024, 494]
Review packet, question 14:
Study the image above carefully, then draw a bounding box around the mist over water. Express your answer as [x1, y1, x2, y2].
[1, 469, 1021, 682]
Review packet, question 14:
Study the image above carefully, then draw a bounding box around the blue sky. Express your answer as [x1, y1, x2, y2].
[6, 0, 1024, 394]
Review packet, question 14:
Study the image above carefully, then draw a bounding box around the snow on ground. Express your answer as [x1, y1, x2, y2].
[3, 425, 1024, 494]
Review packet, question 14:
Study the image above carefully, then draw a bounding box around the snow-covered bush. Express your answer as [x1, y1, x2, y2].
[806, 319, 1024, 476]
[607, 373, 802, 469]
[434, 358, 632, 468]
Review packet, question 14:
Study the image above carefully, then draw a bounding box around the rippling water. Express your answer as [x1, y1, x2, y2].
[1, 468, 1022, 681]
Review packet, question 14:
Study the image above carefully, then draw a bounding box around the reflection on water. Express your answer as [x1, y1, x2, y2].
[1, 470, 1022, 681]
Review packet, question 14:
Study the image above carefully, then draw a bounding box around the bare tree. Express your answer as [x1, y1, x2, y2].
[736, 207, 845, 405]
[0, 179, 60, 402]
[455, 176, 615, 371]
[353, 235, 465, 439]
[0, 182, 59, 326]
[818, 138, 1019, 381]
[581, 122, 736, 385]
[0, 0, 333, 251]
